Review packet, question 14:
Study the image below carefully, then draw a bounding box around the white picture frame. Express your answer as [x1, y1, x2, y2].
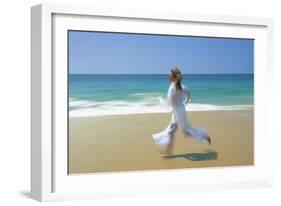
[31, 3, 274, 202]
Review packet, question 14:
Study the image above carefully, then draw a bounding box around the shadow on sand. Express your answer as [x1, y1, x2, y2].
[163, 150, 218, 161]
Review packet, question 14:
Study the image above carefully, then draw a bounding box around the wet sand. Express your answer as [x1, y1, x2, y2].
[68, 110, 254, 174]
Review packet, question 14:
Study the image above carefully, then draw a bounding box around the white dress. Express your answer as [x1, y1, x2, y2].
[152, 82, 209, 148]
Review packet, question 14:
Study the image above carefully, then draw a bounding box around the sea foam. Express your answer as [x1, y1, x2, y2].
[69, 98, 253, 118]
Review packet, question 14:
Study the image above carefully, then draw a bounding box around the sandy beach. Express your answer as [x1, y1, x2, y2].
[68, 110, 253, 174]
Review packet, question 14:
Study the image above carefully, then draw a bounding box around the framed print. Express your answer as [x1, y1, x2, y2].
[31, 3, 274, 202]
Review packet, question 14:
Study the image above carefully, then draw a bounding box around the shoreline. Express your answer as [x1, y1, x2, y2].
[69, 110, 253, 174]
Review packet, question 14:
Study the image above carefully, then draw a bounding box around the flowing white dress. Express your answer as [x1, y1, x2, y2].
[152, 82, 209, 148]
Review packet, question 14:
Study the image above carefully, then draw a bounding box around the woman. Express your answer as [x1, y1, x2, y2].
[152, 67, 211, 155]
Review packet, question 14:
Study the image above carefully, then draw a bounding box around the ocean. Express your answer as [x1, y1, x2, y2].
[69, 74, 253, 117]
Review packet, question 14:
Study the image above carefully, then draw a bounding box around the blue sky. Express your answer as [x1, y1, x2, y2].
[69, 31, 254, 74]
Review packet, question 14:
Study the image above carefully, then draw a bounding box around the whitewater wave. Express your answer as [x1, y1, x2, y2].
[68, 98, 253, 118]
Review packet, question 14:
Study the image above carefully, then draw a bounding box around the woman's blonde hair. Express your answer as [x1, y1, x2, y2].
[171, 67, 182, 90]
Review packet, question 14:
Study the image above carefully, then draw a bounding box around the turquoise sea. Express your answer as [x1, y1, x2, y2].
[69, 74, 253, 117]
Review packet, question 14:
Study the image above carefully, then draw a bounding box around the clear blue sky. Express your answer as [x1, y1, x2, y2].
[69, 31, 254, 74]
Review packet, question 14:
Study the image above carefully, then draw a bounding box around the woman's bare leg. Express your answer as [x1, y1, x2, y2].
[166, 136, 175, 155]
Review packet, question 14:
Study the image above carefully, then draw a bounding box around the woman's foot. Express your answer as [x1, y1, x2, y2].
[207, 136, 211, 145]
[160, 147, 173, 156]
